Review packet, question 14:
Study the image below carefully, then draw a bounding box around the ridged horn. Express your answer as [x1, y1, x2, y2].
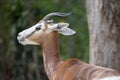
[41, 12, 71, 21]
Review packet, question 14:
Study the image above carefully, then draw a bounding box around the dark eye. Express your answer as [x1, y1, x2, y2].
[35, 26, 41, 31]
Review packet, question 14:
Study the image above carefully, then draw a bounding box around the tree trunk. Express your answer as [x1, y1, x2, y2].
[86, 0, 120, 72]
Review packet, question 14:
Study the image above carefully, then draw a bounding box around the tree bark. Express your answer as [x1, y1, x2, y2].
[86, 0, 120, 72]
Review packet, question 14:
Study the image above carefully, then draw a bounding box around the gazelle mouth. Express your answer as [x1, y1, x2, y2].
[19, 38, 25, 42]
[17, 36, 27, 45]
[17, 35, 40, 45]
[17, 36, 25, 43]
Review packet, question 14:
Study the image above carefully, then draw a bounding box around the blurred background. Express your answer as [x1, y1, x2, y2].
[0, 0, 89, 80]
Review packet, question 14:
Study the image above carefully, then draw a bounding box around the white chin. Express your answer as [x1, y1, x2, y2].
[19, 39, 40, 45]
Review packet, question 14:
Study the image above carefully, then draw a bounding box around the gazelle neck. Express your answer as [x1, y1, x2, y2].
[41, 31, 63, 80]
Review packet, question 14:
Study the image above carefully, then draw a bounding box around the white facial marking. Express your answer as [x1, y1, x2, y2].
[19, 39, 39, 45]
[17, 21, 45, 45]
[17, 20, 76, 45]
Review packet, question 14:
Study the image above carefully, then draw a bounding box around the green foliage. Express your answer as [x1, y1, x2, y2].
[0, 0, 89, 80]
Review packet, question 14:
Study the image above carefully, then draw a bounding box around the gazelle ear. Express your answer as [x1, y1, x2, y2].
[56, 23, 76, 35]
[48, 22, 76, 35]
[58, 27, 76, 35]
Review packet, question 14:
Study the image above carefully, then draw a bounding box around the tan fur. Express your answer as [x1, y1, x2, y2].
[54, 58, 120, 80]
[23, 23, 120, 80]
[27, 31, 120, 80]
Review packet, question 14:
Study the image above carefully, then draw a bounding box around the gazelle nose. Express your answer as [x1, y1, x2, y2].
[17, 32, 23, 40]
[18, 32, 22, 37]
[17, 33, 25, 42]
[18, 34, 21, 37]
[17, 33, 21, 40]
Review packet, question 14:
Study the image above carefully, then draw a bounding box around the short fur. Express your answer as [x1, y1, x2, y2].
[17, 12, 120, 80]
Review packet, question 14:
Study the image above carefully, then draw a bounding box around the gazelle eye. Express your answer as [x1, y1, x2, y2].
[35, 26, 41, 31]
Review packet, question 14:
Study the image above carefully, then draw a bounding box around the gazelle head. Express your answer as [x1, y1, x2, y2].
[17, 12, 76, 45]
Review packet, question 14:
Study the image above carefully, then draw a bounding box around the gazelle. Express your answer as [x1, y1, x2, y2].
[17, 12, 120, 80]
